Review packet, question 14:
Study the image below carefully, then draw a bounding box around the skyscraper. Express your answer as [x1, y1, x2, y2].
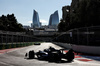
[49, 10, 59, 28]
[33, 10, 41, 28]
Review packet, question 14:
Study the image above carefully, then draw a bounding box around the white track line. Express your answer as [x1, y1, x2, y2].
[0, 61, 14, 66]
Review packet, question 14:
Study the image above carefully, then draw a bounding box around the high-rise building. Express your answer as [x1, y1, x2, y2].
[48, 10, 59, 28]
[33, 10, 41, 28]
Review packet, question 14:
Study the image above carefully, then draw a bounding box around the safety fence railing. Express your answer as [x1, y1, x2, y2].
[55, 26, 100, 46]
[69, 26, 100, 46]
[0, 30, 42, 49]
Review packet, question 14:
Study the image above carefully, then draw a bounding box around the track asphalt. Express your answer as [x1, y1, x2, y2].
[0, 47, 100, 63]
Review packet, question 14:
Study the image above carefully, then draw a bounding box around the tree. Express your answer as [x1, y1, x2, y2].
[70, 0, 100, 29]
[0, 14, 25, 32]
[58, 19, 67, 32]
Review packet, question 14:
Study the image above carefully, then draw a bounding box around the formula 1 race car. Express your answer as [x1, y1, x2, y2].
[26, 47, 74, 62]
[34, 43, 41, 45]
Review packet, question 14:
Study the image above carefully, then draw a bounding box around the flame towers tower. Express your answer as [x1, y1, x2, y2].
[49, 10, 59, 28]
[32, 10, 41, 28]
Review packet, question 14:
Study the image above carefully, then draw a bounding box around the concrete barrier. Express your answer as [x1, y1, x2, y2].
[53, 42, 72, 49]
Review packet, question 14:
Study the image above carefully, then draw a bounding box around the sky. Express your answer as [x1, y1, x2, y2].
[0, 0, 72, 26]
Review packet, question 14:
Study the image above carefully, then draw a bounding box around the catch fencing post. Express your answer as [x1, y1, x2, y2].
[77, 29, 79, 45]
[87, 27, 89, 46]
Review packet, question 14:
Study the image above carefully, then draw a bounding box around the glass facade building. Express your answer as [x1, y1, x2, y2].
[49, 10, 59, 28]
[33, 10, 41, 28]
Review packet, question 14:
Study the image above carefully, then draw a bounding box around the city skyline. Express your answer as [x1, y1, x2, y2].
[0, 0, 72, 26]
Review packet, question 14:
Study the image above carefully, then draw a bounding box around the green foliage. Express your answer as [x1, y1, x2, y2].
[0, 14, 25, 32]
[71, 0, 100, 27]
[58, 19, 67, 32]
[58, 0, 100, 32]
